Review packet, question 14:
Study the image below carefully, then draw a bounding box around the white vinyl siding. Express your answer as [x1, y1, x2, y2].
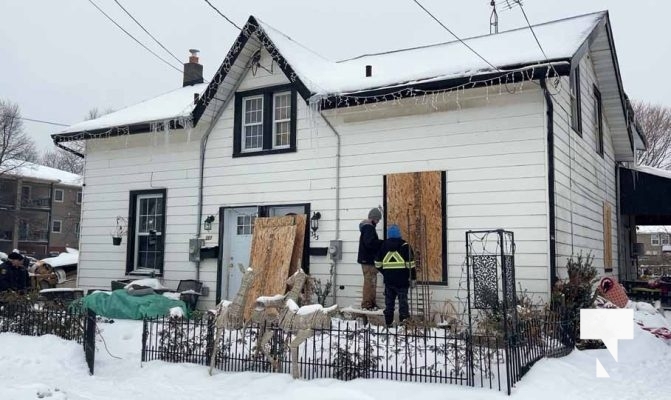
[552, 54, 618, 277]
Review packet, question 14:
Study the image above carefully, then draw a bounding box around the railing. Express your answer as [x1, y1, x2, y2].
[0, 302, 96, 375]
[21, 197, 51, 208]
[0, 230, 12, 241]
[19, 230, 48, 242]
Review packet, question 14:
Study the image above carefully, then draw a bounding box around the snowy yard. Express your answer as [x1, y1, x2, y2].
[1, 309, 670, 400]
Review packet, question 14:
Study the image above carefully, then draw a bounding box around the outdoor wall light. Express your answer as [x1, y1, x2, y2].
[204, 215, 215, 232]
[311, 211, 321, 240]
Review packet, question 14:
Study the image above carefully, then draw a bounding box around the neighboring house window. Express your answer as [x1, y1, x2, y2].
[571, 65, 582, 136]
[652, 234, 660, 246]
[233, 85, 297, 157]
[236, 214, 256, 235]
[593, 85, 603, 156]
[662, 234, 670, 246]
[75, 222, 80, 238]
[77, 191, 82, 204]
[54, 189, 64, 202]
[52, 220, 62, 233]
[21, 185, 31, 201]
[126, 189, 166, 275]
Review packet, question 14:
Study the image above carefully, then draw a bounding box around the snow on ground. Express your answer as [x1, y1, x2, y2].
[1, 312, 670, 400]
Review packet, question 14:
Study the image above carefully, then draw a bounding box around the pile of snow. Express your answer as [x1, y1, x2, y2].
[124, 278, 166, 290]
[162, 292, 182, 301]
[169, 307, 185, 318]
[0, 311, 669, 399]
[40, 248, 79, 268]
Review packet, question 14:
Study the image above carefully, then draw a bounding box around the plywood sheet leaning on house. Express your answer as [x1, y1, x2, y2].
[253, 214, 307, 276]
[243, 219, 297, 320]
[385, 171, 444, 283]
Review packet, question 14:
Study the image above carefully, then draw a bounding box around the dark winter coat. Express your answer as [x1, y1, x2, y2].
[0, 261, 30, 293]
[357, 220, 382, 264]
[374, 238, 416, 288]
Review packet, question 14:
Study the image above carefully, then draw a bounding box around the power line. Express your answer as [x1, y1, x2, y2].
[20, 117, 69, 127]
[112, 0, 183, 65]
[514, 0, 560, 88]
[85, 0, 183, 74]
[411, 0, 500, 71]
[202, 0, 241, 31]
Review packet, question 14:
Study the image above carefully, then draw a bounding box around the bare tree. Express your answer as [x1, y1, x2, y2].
[0, 99, 39, 175]
[633, 101, 671, 169]
[41, 148, 83, 174]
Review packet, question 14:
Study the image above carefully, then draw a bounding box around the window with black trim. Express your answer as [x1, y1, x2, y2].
[52, 220, 62, 233]
[233, 85, 297, 157]
[76, 191, 82, 204]
[593, 85, 604, 156]
[54, 189, 64, 202]
[571, 65, 582, 135]
[126, 189, 166, 275]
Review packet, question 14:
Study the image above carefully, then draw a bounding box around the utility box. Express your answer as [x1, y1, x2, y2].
[328, 240, 343, 261]
[189, 238, 205, 262]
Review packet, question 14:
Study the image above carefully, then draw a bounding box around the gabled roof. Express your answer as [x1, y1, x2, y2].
[193, 12, 605, 122]
[54, 10, 634, 160]
[2, 160, 82, 186]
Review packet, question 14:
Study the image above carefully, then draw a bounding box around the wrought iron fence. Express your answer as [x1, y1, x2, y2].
[142, 311, 573, 393]
[0, 302, 96, 375]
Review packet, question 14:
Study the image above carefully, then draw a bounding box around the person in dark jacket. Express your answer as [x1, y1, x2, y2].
[0, 252, 30, 294]
[375, 225, 416, 327]
[357, 207, 383, 310]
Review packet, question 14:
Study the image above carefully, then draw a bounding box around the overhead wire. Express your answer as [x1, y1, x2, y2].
[85, 0, 183, 74]
[411, 0, 501, 72]
[202, 0, 242, 30]
[19, 117, 69, 127]
[112, 0, 183, 65]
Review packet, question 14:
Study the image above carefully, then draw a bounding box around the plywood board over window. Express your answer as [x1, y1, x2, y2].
[384, 171, 447, 284]
[603, 202, 613, 272]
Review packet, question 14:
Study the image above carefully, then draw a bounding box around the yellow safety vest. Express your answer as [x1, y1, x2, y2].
[375, 244, 416, 270]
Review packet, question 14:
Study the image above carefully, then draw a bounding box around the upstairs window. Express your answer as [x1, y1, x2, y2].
[571, 65, 582, 136]
[76, 191, 83, 204]
[54, 189, 64, 202]
[593, 85, 604, 156]
[652, 234, 660, 246]
[234, 85, 297, 157]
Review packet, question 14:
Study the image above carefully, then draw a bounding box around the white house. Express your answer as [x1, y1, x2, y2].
[52, 11, 646, 311]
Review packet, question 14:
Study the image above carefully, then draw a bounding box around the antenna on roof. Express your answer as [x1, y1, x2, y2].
[489, 1, 498, 34]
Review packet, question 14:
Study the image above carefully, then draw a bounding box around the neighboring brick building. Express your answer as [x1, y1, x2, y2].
[635, 226, 671, 265]
[0, 161, 82, 258]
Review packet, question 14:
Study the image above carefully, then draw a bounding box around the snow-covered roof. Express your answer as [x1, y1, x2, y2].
[3, 160, 82, 186]
[258, 11, 605, 95]
[636, 226, 671, 234]
[631, 165, 671, 181]
[56, 83, 207, 135]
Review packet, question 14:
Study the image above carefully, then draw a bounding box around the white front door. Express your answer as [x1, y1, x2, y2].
[222, 207, 257, 300]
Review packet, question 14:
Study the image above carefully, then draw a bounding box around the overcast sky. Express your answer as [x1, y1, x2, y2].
[1, 0, 668, 154]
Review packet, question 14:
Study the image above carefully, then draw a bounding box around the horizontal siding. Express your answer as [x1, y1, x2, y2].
[203, 48, 550, 307]
[552, 53, 618, 277]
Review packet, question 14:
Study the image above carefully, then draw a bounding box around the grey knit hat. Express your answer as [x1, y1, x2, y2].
[368, 208, 382, 221]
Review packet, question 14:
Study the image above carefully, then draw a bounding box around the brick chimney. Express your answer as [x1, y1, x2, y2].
[183, 49, 204, 87]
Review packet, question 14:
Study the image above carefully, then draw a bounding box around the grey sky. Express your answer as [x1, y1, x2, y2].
[1, 0, 668, 154]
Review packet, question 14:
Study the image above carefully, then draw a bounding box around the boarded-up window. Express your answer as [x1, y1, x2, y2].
[603, 202, 613, 272]
[384, 171, 446, 283]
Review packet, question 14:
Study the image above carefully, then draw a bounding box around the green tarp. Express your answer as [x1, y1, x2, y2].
[81, 289, 189, 319]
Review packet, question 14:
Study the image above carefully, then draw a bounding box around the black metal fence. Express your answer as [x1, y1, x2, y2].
[0, 302, 96, 375]
[142, 311, 574, 393]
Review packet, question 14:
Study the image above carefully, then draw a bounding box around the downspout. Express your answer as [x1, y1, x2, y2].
[195, 75, 245, 281]
[540, 79, 557, 290]
[319, 112, 341, 306]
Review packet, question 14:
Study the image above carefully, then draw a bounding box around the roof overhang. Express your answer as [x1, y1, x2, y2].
[620, 166, 671, 224]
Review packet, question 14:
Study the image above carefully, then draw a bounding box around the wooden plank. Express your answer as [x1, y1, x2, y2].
[253, 214, 307, 276]
[385, 171, 444, 283]
[244, 223, 297, 320]
[603, 202, 612, 271]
